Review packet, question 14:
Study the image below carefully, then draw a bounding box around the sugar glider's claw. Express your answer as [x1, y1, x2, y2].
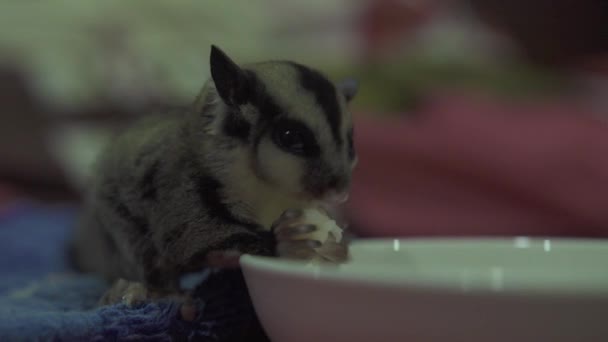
[281, 208, 303, 220]
[272, 209, 322, 260]
[275, 224, 317, 240]
[271, 209, 304, 233]
[276, 239, 322, 260]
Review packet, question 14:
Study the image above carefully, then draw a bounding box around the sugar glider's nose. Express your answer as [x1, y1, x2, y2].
[326, 174, 350, 192]
[320, 174, 350, 203]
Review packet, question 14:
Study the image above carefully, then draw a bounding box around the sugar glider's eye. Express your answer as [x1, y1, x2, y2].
[271, 119, 319, 157]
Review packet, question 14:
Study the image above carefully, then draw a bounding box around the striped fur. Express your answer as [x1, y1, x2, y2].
[70, 45, 357, 292]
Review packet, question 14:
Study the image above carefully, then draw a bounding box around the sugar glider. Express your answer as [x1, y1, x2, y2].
[69, 45, 358, 304]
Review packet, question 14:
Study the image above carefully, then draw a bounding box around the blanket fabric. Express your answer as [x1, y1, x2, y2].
[0, 202, 269, 341]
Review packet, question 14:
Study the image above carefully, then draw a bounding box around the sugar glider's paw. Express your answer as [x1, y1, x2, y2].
[99, 279, 186, 307]
[99, 279, 150, 306]
[272, 208, 349, 263]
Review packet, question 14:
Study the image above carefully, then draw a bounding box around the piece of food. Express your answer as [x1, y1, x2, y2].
[300, 208, 343, 245]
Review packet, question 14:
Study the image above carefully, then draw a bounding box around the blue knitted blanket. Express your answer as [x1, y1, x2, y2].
[0, 202, 268, 341]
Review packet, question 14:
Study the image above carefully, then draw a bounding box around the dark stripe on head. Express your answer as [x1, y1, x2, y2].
[209, 68, 285, 146]
[243, 69, 283, 124]
[222, 108, 251, 141]
[242, 69, 287, 151]
[289, 62, 342, 146]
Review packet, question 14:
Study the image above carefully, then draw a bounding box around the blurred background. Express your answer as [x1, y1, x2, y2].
[1, 0, 608, 238]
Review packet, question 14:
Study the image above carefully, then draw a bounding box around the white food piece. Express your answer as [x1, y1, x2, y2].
[300, 208, 343, 244]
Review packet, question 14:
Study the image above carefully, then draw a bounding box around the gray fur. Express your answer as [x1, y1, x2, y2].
[70, 45, 356, 292]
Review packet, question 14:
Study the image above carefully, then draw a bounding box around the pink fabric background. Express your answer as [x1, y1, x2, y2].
[348, 94, 608, 238]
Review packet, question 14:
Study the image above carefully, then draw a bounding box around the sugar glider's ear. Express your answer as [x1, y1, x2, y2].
[210, 45, 250, 106]
[338, 78, 358, 103]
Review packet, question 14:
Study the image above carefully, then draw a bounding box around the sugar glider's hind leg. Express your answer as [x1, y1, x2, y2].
[98, 278, 149, 306]
[98, 279, 188, 306]
[99, 278, 197, 322]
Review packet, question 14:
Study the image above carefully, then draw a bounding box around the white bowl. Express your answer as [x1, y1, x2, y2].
[241, 238, 608, 342]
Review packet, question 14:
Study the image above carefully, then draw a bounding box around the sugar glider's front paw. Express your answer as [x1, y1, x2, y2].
[99, 279, 150, 306]
[272, 208, 349, 263]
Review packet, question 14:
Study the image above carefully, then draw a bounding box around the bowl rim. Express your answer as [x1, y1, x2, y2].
[240, 237, 608, 298]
